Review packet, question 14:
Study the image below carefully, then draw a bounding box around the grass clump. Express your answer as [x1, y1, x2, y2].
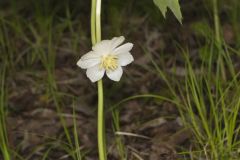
[176, 47, 240, 159]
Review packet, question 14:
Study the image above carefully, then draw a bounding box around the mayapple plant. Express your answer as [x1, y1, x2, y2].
[77, 0, 182, 160]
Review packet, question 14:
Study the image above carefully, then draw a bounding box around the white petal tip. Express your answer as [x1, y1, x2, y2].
[118, 36, 125, 41]
[76, 59, 83, 68]
[111, 78, 121, 82]
[118, 52, 134, 66]
[129, 43, 134, 50]
[106, 67, 123, 82]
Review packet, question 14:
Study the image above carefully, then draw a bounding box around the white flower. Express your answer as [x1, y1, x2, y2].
[77, 36, 134, 82]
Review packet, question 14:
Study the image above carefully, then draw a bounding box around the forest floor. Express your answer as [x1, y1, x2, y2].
[1, 0, 239, 160]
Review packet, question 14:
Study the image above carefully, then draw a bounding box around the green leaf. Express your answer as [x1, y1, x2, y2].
[153, 0, 183, 24]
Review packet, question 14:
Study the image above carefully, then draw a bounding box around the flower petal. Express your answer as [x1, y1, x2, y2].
[118, 52, 134, 66]
[111, 36, 125, 50]
[92, 40, 111, 55]
[77, 51, 100, 69]
[86, 65, 105, 82]
[81, 51, 100, 60]
[106, 66, 123, 81]
[113, 43, 133, 55]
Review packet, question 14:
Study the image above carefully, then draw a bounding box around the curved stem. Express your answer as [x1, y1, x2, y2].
[91, 0, 106, 160]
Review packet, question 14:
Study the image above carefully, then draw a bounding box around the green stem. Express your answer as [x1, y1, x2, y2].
[95, 0, 102, 42]
[91, 0, 106, 160]
[97, 80, 106, 160]
[91, 0, 96, 44]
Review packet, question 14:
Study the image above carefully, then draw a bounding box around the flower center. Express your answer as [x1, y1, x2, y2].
[100, 55, 118, 71]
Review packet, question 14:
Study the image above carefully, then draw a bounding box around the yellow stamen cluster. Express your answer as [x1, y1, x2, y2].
[100, 55, 118, 71]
